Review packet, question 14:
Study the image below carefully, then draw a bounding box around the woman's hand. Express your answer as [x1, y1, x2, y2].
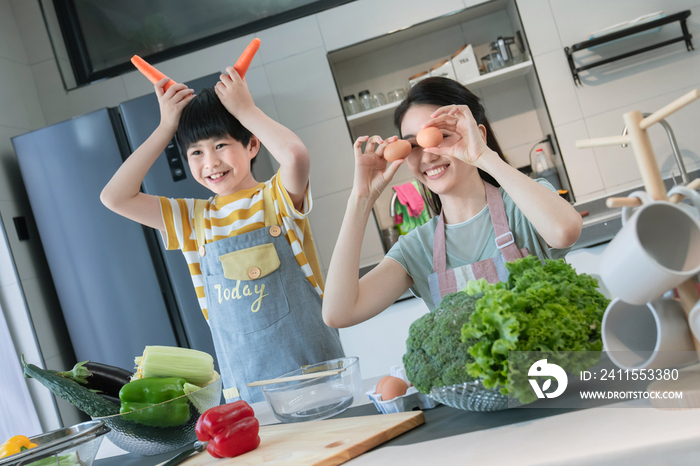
[351, 135, 404, 201]
[422, 105, 496, 167]
[155, 79, 195, 133]
[215, 67, 255, 117]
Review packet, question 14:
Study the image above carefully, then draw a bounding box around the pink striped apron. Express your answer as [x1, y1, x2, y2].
[427, 181, 529, 306]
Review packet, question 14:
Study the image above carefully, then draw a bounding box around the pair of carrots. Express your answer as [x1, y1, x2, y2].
[131, 38, 261, 92]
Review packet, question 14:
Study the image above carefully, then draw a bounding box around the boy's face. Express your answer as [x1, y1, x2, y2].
[186, 135, 260, 196]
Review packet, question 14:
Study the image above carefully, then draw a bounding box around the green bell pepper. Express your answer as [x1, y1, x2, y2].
[119, 377, 191, 427]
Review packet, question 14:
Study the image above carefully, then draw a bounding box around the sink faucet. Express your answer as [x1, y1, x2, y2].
[621, 113, 689, 185]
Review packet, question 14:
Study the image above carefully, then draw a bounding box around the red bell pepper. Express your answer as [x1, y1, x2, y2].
[195, 400, 261, 458]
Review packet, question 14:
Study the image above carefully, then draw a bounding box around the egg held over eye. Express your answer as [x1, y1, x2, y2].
[384, 140, 412, 162]
[375, 376, 408, 401]
[416, 126, 443, 148]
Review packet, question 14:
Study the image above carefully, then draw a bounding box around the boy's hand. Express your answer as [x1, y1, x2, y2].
[156, 78, 195, 133]
[215, 67, 255, 117]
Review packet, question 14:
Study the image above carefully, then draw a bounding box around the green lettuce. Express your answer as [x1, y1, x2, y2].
[461, 256, 609, 403]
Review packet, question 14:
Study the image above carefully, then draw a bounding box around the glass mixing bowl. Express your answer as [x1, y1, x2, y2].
[92, 378, 222, 456]
[261, 357, 362, 423]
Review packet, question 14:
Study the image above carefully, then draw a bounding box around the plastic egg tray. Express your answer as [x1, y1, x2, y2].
[367, 385, 439, 414]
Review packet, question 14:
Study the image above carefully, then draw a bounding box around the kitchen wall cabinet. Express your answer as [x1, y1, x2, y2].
[327, 0, 573, 248]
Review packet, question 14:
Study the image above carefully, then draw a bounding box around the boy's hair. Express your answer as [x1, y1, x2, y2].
[175, 87, 254, 159]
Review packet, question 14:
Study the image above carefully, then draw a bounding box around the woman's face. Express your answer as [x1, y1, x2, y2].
[399, 104, 474, 195]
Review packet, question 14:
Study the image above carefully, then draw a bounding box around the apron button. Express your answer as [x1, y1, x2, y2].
[199, 246, 206, 257]
[269, 226, 281, 237]
[248, 267, 261, 279]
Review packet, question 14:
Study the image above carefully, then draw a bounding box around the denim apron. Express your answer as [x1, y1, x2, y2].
[194, 185, 344, 403]
[427, 180, 530, 306]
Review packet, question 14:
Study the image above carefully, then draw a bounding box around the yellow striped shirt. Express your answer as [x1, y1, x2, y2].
[158, 172, 324, 320]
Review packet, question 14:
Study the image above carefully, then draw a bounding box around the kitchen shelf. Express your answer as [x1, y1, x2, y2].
[346, 60, 533, 128]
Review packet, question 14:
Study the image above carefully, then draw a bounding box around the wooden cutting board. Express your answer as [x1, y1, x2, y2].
[165, 411, 424, 466]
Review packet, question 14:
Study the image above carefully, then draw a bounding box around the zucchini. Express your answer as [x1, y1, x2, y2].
[22, 355, 120, 418]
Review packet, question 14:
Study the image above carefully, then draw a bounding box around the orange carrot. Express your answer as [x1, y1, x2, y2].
[131, 55, 178, 92]
[233, 38, 261, 78]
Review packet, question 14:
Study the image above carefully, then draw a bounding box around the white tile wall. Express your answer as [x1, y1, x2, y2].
[15, 64, 45, 130]
[0, 0, 27, 63]
[553, 119, 605, 198]
[514, 0, 561, 57]
[264, 47, 344, 131]
[296, 116, 355, 199]
[308, 187, 385, 274]
[10, 0, 53, 65]
[481, 76, 544, 150]
[531, 49, 583, 127]
[31, 59, 129, 126]
[0, 58, 33, 130]
[258, 15, 325, 64]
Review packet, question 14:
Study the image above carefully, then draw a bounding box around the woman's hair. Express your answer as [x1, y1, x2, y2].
[175, 87, 253, 159]
[393, 77, 507, 214]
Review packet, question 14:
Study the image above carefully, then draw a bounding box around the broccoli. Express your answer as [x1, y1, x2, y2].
[402, 291, 482, 394]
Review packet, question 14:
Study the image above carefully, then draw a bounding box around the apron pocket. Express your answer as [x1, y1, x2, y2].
[219, 243, 280, 280]
[204, 243, 289, 335]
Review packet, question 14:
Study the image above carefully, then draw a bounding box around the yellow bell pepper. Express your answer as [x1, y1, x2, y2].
[0, 435, 38, 458]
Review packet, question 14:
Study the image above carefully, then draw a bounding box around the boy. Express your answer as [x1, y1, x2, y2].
[101, 68, 344, 403]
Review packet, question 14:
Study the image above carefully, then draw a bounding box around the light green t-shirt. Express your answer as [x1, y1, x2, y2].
[385, 179, 571, 310]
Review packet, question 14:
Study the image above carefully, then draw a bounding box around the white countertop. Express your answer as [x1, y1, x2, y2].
[344, 401, 700, 466]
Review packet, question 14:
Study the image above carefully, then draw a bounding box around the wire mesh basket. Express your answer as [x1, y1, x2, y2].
[429, 380, 522, 411]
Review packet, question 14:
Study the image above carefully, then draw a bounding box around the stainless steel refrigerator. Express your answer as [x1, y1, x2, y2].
[11, 72, 274, 371]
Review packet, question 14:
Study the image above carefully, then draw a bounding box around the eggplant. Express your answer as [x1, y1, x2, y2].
[56, 361, 133, 398]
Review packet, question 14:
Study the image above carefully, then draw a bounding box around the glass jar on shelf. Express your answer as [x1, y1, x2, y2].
[343, 94, 360, 115]
[358, 90, 373, 111]
[387, 88, 406, 103]
[370, 92, 387, 108]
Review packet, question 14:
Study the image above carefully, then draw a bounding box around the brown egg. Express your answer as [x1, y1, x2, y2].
[416, 127, 443, 148]
[384, 140, 412, 162]
[375, 376, 390, 394]
[376, 376, 408, 401]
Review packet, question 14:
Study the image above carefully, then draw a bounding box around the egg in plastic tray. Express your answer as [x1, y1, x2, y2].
[366, 365, 440, 414]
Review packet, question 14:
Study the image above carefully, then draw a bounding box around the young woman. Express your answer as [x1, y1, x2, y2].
[322, 77, 582, 327]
